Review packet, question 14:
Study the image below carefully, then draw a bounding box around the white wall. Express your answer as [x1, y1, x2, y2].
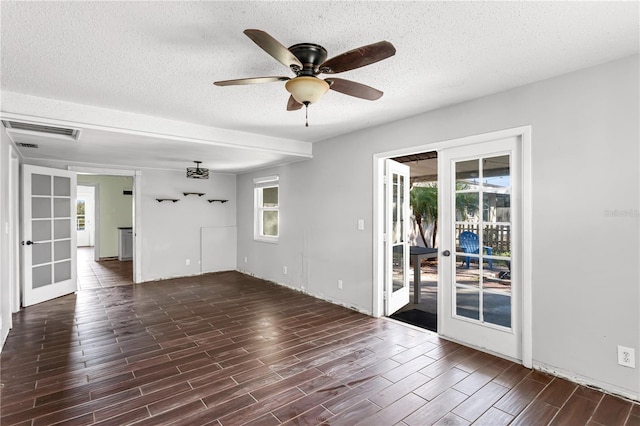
[139, 169, 236, 281]
[236, 55, 640, 398]
[77, 175, 133, 258]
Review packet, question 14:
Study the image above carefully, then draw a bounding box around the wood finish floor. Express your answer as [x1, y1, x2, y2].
[2, 271, 639, 426]
[77, 247, 134, 290]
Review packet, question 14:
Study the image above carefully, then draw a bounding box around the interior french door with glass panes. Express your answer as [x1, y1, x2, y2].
[439, 136, 522, 361]
[384, 159, 410, 315]
[22, 165, 77, 306]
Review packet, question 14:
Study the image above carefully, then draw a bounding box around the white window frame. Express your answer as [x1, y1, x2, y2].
[254, 175, 279, 243]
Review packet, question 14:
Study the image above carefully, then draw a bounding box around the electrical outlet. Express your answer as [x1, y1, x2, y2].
[244, 257, 248, 263]
[618, 345, 636, 368]
[337, 279, 343, 289]
[357, 219, 365, 231]
[185, 259, 190, 266]
[283, 266, 288, 275]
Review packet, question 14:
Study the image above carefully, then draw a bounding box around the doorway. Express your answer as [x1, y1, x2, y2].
[373, 126, 532, 366]
[76, 175, 135, 290]
[388, 151, 439, 333]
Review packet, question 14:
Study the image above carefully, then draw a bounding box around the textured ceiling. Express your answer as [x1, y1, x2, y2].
[1, 1, 638, 173]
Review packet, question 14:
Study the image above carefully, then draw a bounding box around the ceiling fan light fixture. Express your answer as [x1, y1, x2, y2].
[285, 76, 329, 104]
[186, 161, 209, 179]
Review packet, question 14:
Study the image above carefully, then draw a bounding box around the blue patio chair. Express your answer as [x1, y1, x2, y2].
[459, 231, 493, 269]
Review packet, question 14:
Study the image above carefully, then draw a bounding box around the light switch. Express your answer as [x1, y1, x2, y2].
[357, 219, 365, 230]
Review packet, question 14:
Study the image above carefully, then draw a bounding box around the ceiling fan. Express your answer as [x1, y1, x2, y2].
[214, 29, 396, 126]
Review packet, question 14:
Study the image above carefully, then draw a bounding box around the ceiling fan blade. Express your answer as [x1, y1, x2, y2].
[214, 76, 289, 86]
[320, 41, 396, 74]
[326, 78, 383, 100]
[287, 95, 303, 111]
[243, 29, 303, 69]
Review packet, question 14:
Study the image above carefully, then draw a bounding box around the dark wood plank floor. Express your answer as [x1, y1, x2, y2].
[2, 271, 638, 425]
[77, 247, 133, 290]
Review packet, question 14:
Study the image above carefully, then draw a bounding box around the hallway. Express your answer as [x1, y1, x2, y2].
[77, 247, 133, 290]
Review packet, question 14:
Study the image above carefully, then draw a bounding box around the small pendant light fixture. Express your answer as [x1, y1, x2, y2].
[186, 161, 209, 179]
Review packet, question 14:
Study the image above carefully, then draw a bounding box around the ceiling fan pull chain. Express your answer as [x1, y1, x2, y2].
[304, 102, 310, 127]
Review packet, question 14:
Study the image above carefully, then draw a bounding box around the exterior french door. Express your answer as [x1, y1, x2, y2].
[22, 165, 77, 306]
[385, 159, 410, 315]
[439, 136, 522, 360]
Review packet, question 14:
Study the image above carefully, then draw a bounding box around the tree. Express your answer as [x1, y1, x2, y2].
[410, 184, 437, 248]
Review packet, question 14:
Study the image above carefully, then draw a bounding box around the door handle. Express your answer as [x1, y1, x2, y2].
[21, 240, 38, 245]
[442, 250, 451, 257]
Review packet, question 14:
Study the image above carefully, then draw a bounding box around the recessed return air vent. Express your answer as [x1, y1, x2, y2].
[1, 120, 81, 139]
[15, 142, 39, 149]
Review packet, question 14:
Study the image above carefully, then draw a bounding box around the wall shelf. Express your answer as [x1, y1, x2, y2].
[207, 199, 228, 204]
[183, 192, 205, 197]
[156, 198, 180, 203]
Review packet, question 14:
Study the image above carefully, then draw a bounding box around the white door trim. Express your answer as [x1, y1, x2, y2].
[373, 126, 532, 368]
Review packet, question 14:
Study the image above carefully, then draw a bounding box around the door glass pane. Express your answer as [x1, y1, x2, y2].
[483, 292, 511, 328]
[54, 240, 71, 261]
[398, 174, 405, 243]
[32, 220, 52, 241]
[54, 198, 70, 218]
[456, 259, 480, 288]
[54, 176, 71, 196]
[262, 211, 278, 236]
[54, 219, 71, 239]
[54, 261, 72, 283]
[32, 242, 52, 265]
[456, 286, 479, 320]
[32, 198, 51, 219]
[32, 174, 51, 196]
[483, 225, 511, 258]
[483, 193, 511, 223]
[483, 268, 511, 294]
[456, 193, 479, 222]
[483, 155, 510, 189]
[392, 245, 404, 292]
[33, 264, 52, 288]
[392, 174, 399, 243]
[456, 160, 480, 191]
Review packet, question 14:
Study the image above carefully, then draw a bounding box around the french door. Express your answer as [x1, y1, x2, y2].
[22, 165, 77, 306]
[384, 159, 410, 315]
[439, 136, 522, 360]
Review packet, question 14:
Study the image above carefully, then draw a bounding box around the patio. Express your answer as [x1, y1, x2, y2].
[392, 257, 512, 331]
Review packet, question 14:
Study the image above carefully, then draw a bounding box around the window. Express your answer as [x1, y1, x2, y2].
[254, 176, 279, 242]
[76, 199, 86, 230]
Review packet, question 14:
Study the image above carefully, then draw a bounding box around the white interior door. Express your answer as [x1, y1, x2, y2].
[385, 159, 410, 315]
[22, 165, 77, 306]
[439, 136, 522, 361]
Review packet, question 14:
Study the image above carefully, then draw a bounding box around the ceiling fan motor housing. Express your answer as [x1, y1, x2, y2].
[288, 43, 328, 75]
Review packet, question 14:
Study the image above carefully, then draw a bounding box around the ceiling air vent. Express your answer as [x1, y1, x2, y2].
[15, 142, 39, 149]
[1, 120, 81, 139]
